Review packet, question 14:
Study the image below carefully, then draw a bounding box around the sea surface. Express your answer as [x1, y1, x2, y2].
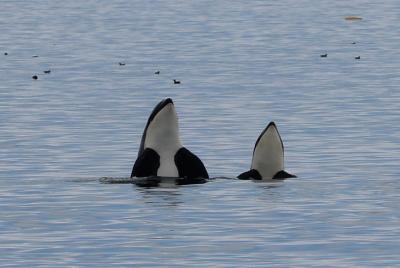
[1, 0, 400, 267]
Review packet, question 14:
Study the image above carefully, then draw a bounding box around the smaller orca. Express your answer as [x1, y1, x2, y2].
[131, 98, 209, 183]
[320, 53, 328, 58]
[173, 79, 181, 84]
[238, 122, 296, 180]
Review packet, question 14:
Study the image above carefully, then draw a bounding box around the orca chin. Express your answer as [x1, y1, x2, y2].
[238, 121, 296, 180]
[131, 98, 209, 182]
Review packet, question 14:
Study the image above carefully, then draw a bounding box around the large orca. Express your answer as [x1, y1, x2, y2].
[238, 122, 296, 180]
[131, 98, 209, 183]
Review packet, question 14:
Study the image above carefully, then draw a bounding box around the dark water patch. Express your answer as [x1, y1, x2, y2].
[100, 176, 208, 187]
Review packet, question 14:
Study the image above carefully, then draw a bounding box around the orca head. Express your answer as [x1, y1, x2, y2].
[251, 122, 284, 179]
[132, 98, 209, 180]
[139, 98, 182, 155]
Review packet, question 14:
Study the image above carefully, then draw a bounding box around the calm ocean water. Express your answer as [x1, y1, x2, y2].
[1, 0, 400, 267]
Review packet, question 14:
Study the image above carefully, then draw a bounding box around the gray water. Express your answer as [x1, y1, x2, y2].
[1, 0, 400, 267]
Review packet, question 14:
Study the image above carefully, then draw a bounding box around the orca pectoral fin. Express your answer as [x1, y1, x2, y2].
[131, 148, 160, 178]
[272, 170, 296, 180]
[237, 169, 262, 180]
[174, 147, 209, 179]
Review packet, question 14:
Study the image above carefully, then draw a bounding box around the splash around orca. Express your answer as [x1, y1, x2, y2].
[130, 98, 209, 186]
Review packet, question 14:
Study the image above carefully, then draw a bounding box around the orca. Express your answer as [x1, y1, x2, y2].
[238, 122, 296, 180]
[131, 98, 209, 183]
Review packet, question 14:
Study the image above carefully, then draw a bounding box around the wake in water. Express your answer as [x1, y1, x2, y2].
[100, 176, 210, 187]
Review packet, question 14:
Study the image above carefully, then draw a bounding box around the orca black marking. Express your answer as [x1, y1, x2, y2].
[174, 147, 208, 179]
[271, 170, 295, 180]
[131, 98, 209, 182]
[130, 148, 159, 178]
[238, 122, 296, 180]
[237, 169, 262, 180]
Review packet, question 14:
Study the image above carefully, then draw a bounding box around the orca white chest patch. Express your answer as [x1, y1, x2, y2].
[156, 149, 179, 177]
[143, 102, 181, 177]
